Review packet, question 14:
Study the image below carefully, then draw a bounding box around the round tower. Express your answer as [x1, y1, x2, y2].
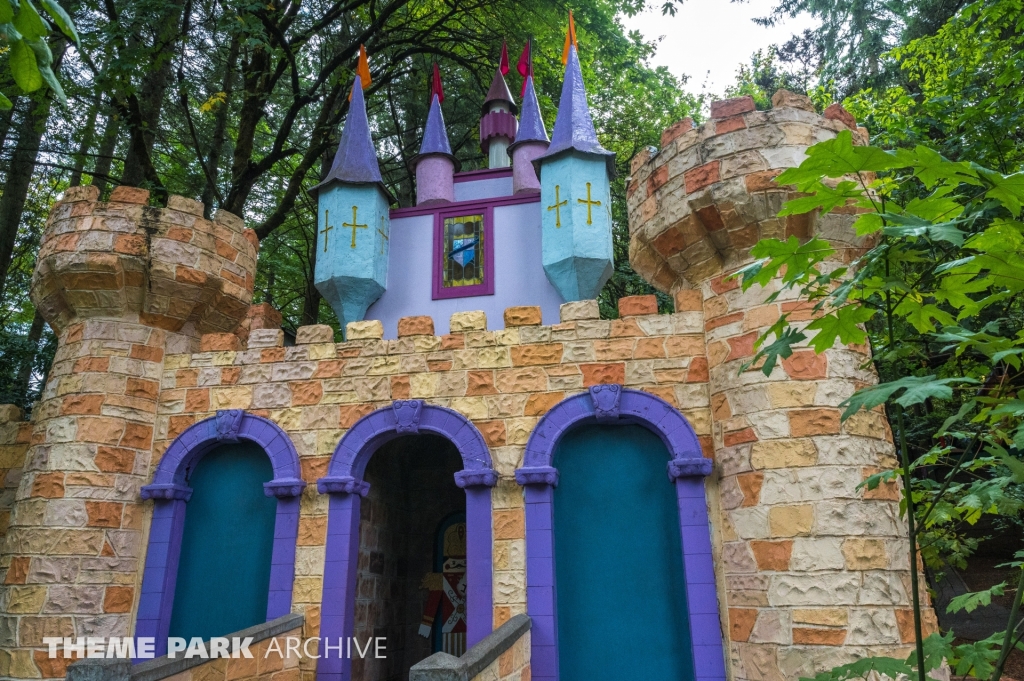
[627, 92, 936, 679]
[479, 69, 518, 168]
[0, 185, 256, 678]
[414, 92, 459, 205]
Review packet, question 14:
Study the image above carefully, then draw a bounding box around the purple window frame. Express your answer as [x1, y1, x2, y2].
[431, 202, 496, 300]
[136, 410, 306, 658]
[316, 400, 497, 681]
[514, 386, 726, 681]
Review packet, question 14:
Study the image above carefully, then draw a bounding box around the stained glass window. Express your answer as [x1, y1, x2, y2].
[442, 214, 484, 288]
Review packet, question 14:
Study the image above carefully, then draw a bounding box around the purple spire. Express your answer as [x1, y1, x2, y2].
[313, 80, 391, 198]
[509, 75, 548, 151]
[482, 69, 517, 114]
[416, 94, 460, 169]
[537, 45, 614, 175]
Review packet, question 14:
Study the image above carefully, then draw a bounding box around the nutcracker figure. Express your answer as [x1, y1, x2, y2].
[419, 521, 467, 656]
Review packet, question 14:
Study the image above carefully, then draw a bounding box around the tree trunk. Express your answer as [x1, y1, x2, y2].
[302, 240, 321, 326]
[14, 310, 45, 398]
[0, 102, 18, 160]
[201, 34, 240, 218]
[91, 111, 121, 194]
[119, 0, 187, 187]
[69, 104, 99, 186]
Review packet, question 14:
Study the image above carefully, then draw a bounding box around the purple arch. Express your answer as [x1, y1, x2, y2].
[316, 400, 497, 681]
[515, 386, 725, 681]
[136, 410, 306, 656]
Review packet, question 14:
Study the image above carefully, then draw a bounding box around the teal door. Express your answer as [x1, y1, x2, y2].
[553, 425, 693, 680]
[168, 443, 277, 640]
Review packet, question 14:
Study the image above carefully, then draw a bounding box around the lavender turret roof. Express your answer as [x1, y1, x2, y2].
[313, 79, 393, 201]
[415, 93, 461, 170]
[508, 75, 548, 153]
[482, 69, 517, 114]
[536, 45, 615, 176]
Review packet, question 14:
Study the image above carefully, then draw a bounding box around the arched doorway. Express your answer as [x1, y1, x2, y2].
[516, 386, 725, 681]
[317, 401, 497, 681]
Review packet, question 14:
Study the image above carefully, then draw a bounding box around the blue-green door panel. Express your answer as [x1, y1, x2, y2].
[168, 443, 277, 640]
[554, 425, 694, 681]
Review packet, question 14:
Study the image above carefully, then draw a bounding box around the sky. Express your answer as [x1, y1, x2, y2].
[621, 0, 818, 95]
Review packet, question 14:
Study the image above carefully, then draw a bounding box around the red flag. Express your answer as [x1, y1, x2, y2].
[499, 42, 509, 76]
[431, 62, 444, 103]
[517, 38, 532, 96]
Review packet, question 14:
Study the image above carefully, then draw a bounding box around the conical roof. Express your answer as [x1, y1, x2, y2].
[482, 69, 517, 114]
[415, 93, 461, 170]
[508, 75, 548, 152]
[313, 79, 393, 200]
[535, 45, 615, 176]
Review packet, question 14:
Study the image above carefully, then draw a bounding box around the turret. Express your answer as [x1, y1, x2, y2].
[414, 90, 459, 205]
[508, 74, 549, 194]
[535, 45, 615, 301]
[312, 79, 392, 330]
[480, 69, 518, 168]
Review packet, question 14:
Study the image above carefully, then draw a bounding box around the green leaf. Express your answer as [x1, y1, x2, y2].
[740, 236, 834, 289]
[12, 0, 48, 40]
[0, 92, 11, 110]
[798, 657, 912, 681]
[9, 39, 43, 93]
[946, 582, 1006, 613]
[36, 64, 65, 103]
[39, 0, 77, 44]
[26, 36, 52, 67]
[997, 452, 1024, 484]
[746, 321, 807, 376]
[881, 217, 966, 246]
[979, 169, 1024, 215]
[805, 305, 875, 353]
[777, 131, 902, 183]
[839, 375, 977, 420]
[0, 0, 14, 23]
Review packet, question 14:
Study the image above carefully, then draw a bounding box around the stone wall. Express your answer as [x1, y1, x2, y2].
[627, 92, 937, 679]
[0, 406, 31, 545]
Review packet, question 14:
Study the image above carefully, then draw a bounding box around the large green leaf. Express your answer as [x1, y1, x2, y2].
[946, 582, 1006, 613]
[12, 0, 48, 40]
[839, 375, 977, 420]
[804, 305, 875, 353]
[979, 169, 1024, 215]
[799, 657, 912, 681]
[0, 92, 11, 110]
[39, 0, 77, 44]
[0, 0, 14, 22]
[777, 130, 902, 184]
[9, 39, 43, 93]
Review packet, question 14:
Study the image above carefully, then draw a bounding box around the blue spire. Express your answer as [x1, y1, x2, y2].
[416, 94, 459, 169]
[538, 45, 614, 175]
[509, 75, 548, 151]
[314, 80, 392, 199]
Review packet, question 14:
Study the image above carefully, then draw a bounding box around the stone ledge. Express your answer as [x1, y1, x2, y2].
[409, 614, 530, 681]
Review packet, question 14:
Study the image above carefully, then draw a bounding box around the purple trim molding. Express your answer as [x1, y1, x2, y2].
[389, 191, 538, 219]
[453, 167, 514, 183]
[136, 411, 305, 657]
[514, 387, 726, 681]
[431, 204, 496, 300]
[316, 401, 496, 681]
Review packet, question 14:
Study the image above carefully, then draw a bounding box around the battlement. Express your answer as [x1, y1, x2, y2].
[32, 185, 258, 339]
[627, 92, 870, 291]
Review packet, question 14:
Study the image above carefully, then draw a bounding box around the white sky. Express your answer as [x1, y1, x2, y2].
[622, 0, 818, 95]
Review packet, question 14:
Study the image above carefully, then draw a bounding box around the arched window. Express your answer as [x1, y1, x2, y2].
[137, 411, 306, 656]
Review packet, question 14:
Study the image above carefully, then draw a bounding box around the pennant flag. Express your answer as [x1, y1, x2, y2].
[431, 62, 445, 103]
[499, 42, 510, 76]
[517, 38, 533, 96]
[561, 10, 578, 65]
[348, 44, 372, 101]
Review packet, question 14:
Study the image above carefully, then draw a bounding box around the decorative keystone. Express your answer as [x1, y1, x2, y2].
[296, 324, 335, 344]
[667, 458, 714, 480]
[515, 466, 560, 487]
[504, 306, 542, 327]
[589, 384, 622, 421]
[559, 300, 600, 322]
[392, 400, 423, 433]
[200, 333, 242, 352]
[215, 409, 244, 441]
[454, 469, 499, 489]
[346, 319, 384, 340]
[710, 96, 755, 119]
[450, 310, 487, 333]
[317, 475, 370, 497]
[617, 295, 658, 317]
[398, 315, 435, 337]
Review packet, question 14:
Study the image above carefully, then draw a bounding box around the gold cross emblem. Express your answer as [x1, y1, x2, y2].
[547, 185, 568, 228]
[377, 216, 389, 254]
[577, 182, 602, 225]
[320, 210, 334, 252]
[342, 205, 368, 248]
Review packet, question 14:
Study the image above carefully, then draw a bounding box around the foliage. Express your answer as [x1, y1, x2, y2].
[0, 0, 78, 107]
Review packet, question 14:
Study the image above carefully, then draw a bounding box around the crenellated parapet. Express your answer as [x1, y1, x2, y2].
[627, 92, 871, 291]
[32, 185, 257, 341]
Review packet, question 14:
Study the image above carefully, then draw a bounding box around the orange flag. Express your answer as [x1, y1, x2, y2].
[561, 10, 578, 65]
[349, 44, 372, 101]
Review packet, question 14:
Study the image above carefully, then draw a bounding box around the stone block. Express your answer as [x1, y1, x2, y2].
[559, 300, 600, 322]
[62, 185, 101, 202]
[108, 186, 150, 204]
[842, 538, 888, 570]
[346, 320, 384, 340]
[673, 290, 703, 312]
[823, 103, 857, 129]
[661, 117, 694, 147]
[769, 505, 813, 537]
[711, 96, 755, 119]
[397, 316, 435, 337]
[504, 307, 542, 327]
[248, 328, 284, 348]
[770, 89, 816, 112]
[166, 195, 205, 216]
[750, 439, 817, 468]
[450, 310, 487, 332]
[199, 333, 242, 352]
[0, 404, 24, 422]
[617, 295, 658, 317]
[296, 324, 335, 344]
